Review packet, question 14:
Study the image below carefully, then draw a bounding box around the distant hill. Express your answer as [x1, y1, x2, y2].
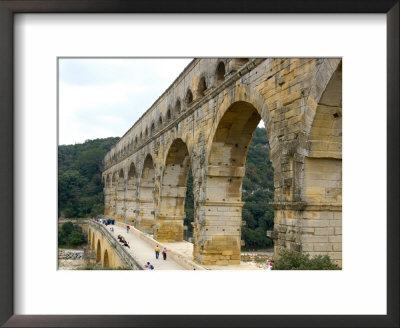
[58, 137, 119, 218]
[58, 128, 274, 249]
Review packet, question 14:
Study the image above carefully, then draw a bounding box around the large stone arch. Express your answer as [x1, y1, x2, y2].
[103, 249, 110, 268]
[195, 100, 264, 265]
[205, 84, 277, 171]
[125, 162, 138, 225]
[304, 58, 342, 137]
[91, 232, 95, 250]
[304, 64, 342, 204]
[295, 60, 342, 265]
[156, 138, 191, 242]
[138, 154, 156, 233]
[268, 59, 342, 265]
[306, 60, 342, 161]
[115, 168, 126, 222]
[96, 239, 101, 263]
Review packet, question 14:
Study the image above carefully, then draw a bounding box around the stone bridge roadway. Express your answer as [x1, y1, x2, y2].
[93, 221, 261, 270]
[94, 221, 198, 270]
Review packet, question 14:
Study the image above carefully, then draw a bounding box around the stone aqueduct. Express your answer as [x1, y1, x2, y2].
[102, 58, 342, 266]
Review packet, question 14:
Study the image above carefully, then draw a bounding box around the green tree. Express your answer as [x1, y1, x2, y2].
[58, 222, 87, 247]
[274, 250, 340, 270]
[241, 127, 274, 250]
[58, 137, 119, 218]
[61, 221, 74, 235]
[184, 169, 194, 237]
[68, 230, 86, 245]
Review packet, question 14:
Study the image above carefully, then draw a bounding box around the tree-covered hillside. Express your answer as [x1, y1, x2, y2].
[58, 137, 119, 218]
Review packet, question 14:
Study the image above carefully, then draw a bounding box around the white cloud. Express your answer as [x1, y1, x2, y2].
[59, 58, 192, 145]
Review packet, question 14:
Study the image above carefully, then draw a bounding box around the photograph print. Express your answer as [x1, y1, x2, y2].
[58, 58, 342, 271]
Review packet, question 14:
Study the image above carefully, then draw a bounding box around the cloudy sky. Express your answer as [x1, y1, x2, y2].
[58, 58, 193, 145]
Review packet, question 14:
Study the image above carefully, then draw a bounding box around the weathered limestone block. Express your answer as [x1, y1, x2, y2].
[193, 200, 243, 264]
[155, 217, 184, 242]
[138, 201, 155, 233]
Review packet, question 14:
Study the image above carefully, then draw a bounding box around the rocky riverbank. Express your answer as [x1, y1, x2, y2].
[58, 249, 85, 270]
[241, 251, 274, 270]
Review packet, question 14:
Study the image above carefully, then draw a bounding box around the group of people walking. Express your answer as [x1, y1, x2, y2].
[144, 245, 167, 270]
[154, 245, 167, 260]
[144, 245, 168, 270]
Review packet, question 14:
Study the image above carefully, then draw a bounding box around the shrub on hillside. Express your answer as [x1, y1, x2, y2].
[274, 249, 340, 270]
[58, 221, 87, 247]
[69, 230, 86, 245]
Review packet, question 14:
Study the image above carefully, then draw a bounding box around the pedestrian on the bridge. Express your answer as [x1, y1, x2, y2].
[145, 262, 154, 270]
[126, 225, 130, 233]
[155, 245, 160, 259]
[162, 247, 167, 260]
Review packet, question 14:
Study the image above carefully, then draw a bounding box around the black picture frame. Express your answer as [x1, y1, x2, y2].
[0, 1, 398, 327]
